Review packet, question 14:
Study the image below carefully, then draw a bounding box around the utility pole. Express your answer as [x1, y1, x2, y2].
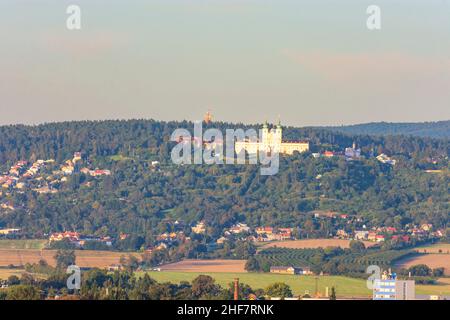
[314, 276, 319, 297]
[234, 278, 239, 300]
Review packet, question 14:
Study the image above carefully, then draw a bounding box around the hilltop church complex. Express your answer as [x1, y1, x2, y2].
[235, 122, 309, 155]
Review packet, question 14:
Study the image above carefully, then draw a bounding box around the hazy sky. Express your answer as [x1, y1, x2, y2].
[1, 0, 449, 126]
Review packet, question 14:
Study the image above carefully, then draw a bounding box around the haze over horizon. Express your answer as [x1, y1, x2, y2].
[1, 0, 449, 126]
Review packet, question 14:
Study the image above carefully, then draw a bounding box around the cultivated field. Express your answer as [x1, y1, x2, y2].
[0, 249, 141, 268]
[259, 239, 376, 250]
[160, 259, 247, 273]
[0, 268, 24, 280]
[396, 253, 450, 275]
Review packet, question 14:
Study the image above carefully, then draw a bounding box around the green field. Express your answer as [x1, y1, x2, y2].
[141, 271, 450, 297]
[416, 278, 450, 295]
[141, 271, 372, 298]
[0, 239, 47, 250]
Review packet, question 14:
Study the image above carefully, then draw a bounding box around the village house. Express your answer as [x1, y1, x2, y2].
[119, 233, 129, 240]
[376, 154, 396, 165]
[0, 228, 21, 235]
[80, 167, 91, 175]
[275, 228, 293, 240]
[336, 229, 349, 239]
[270, 266, 312, 275]
[77, 236, 113, 247]
[432, 230, 444, 238]
[228, 223, 250, 234]
[2, 177, 18, 189]
[33, 186, 58, 194]
[313, 211, 338, 219]
[384, 227, 397, 233]
[253, 234, 270, 242]
[216, 236, 228, 244]
[155, 243, 168, 250]
[255, 227, 274, 235]
[191, 221, 206, 234]
[107, 264, 124, 272]
[254, 227, 292, 242]
[49, 231, 80, 242]
[157, 231, 184, 243]
[49, 231, 112, 247]
[9, 161, 27, 176]
[61, 162, 74, 175]
[368, 231, 378, 242]
[90, 169, 111, 177]
[0, 203, 15, 211]
[410, 227, 426, 237]
[14, 182, 26, 189]
[392, 235, 410, 242]
[73, 152, 82, 163]
[354, 230, 369, 240]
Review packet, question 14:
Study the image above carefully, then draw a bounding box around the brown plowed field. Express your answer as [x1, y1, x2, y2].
[0, 249, 140, 268]
[260, 239, 376, 250]
[396, 254, 450, 275]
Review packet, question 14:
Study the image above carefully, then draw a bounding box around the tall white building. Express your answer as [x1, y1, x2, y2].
[345, 142, 361, 160]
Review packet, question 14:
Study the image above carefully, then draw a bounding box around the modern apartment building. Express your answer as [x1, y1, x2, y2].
[373, 279, 415, 300]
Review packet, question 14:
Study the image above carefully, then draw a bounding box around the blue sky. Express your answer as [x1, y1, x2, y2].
[0, 0, 449, 126]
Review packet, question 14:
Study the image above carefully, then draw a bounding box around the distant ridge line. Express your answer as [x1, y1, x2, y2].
[320, 120, 450, 139]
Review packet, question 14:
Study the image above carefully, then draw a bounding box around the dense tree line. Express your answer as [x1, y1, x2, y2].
[0, 268, 288, 300]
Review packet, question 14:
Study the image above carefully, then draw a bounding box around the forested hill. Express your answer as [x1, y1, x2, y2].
[0, 119, 448, 165]
[323, 121, 450, 139]
[0, 119, 448, 247]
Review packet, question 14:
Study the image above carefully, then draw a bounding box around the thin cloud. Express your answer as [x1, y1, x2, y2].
[37, 30, 130, 58]
[282, 49, 450, 83]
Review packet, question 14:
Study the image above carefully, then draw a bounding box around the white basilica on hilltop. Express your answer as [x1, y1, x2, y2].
[234, 122, 309, 155]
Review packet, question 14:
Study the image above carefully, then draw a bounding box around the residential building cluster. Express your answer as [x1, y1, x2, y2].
[49, 231, 113, 248]
[190, 221, 295, 244]
[0, 152, 111, 197]
[254, 226, 293, 242]
[338, 223, 444, 243]
[147, 221, 190, 253]
[0, 228, 20, 235]
[312, 143, 397, 166]
[147, 232, 189, 253]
